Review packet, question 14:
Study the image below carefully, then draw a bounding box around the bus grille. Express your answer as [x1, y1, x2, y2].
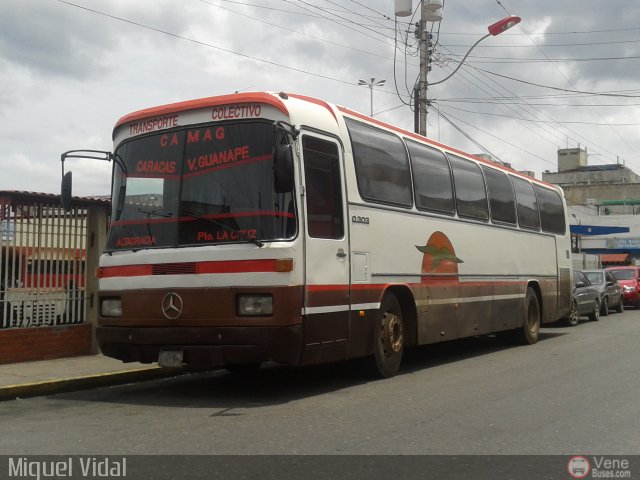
[152, 263, 197, 275]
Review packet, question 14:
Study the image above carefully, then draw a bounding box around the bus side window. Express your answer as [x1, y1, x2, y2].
[534, 184, 566, 235]
[302, 136, 344, 239]
[482, 166, 517, 225]
[510, 175, 540, 230]
[345, 119, 412, 208]
[448, 154, 489, 221]
[406, 140, 454, 215]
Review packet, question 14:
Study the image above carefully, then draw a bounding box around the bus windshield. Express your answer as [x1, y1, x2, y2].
[106, 121, 296, 250]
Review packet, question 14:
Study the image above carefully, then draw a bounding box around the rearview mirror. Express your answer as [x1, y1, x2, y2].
[274, 143, 294, 193]
[61, 171, 73, 211]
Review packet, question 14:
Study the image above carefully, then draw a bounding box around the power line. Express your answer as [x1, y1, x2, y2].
[434, 45, 636, 170]
[54, 0, 386, 90]
[437, 98, 640, 107]
[434, 103, 640, 126]
[444, 38, 640, 48]
[437, 110, 503, 161]
[459, 53, 640, 63]
[435, 57, 572, 158]
[198, 0, 408, 64]
[349, 0, 394, 22]
[455, 63, 639, 170]
[212, 0, 397, 23]
[497, 0, 640, 163]
[282, 0, 397, 40]
[468, 65, 640, 97]
[320, 0, 391, 31]
[436, 108, 558, 168]
[436, 26, 640, 36]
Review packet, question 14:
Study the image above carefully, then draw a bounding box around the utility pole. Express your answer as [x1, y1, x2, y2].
[397, 2, 519, 138]
[418, 1, 430, 137]
[415, 2, 441, 136]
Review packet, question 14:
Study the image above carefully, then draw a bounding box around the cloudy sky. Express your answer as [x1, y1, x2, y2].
[2, 0, 640, 196]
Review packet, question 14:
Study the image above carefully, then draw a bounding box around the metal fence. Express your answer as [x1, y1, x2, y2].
[1, 196, 88, 329]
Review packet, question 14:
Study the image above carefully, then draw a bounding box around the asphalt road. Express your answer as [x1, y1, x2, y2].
[1, 308, 639, 455]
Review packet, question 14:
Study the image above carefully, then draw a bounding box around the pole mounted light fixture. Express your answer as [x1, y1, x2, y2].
[487, 15, 521, 36]
[428, 14, 522, 87]
[358, 77, 386, 117]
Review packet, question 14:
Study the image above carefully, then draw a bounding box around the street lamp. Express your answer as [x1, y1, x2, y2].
[416, 14, 521, 136]
[430, 15, 521, 88]
[358, 77, 386, 117]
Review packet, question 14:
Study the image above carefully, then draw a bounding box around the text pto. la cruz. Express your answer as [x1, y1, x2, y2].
[8, 457, 126, 480]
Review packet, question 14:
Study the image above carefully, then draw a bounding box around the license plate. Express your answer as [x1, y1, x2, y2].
[158, 350, 183, 368]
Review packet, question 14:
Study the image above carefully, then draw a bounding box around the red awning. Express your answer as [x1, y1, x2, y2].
[601, 253, 629, 263]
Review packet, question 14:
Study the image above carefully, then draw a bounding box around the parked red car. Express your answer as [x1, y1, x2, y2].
[606, 266, 640, 307]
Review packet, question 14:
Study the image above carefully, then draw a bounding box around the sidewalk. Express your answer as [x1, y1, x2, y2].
[0, 354, 187, 401]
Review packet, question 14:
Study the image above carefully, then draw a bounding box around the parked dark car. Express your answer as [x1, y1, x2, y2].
[606, 266, 640, 307]
[566, 270, 601, 326]
[583, 269, 624, 315]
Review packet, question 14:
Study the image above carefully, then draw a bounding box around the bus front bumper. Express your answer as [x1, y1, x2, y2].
[96, 325, 303, 367]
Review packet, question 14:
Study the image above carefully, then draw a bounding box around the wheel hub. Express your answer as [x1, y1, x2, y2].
[383, 313, 403, 353]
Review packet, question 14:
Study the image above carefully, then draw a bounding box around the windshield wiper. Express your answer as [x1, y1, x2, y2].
[182, 209, 265, 248]
[138, 208, 173, 218]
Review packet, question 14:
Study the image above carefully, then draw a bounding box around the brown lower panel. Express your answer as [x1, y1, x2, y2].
[299, 311, 349, 365]
[96, 325, 303, 366]
[100, 285, 303, 328]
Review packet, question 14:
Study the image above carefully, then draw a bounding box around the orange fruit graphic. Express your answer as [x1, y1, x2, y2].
[419, 231, 461, 274]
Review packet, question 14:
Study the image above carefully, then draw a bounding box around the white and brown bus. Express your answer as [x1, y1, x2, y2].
[61, 92, 573, 377]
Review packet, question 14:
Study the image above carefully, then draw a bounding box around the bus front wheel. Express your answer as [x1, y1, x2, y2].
[371, 293, 404, 378]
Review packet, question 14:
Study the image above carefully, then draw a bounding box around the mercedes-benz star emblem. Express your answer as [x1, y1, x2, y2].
[161, 292, 184, 320]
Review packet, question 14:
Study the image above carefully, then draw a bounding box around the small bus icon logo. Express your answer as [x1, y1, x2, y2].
[567, 456, 590, 479]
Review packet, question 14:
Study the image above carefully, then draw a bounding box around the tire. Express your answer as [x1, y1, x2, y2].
[600, 297, 609, 316]
[517, 287, 541, 344]
[565, 299, 579, 327]
[616, 299, 624, 313]
[371, 293, 404, 378]
[588, 300, 600, 321]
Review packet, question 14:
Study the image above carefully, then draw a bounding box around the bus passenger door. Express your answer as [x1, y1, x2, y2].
[299, 133, 350, 364]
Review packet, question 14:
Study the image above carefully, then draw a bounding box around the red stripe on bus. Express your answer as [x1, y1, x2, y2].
[100, 265, 153, 278]
[196, 260, 279, 274]
[99, 259, 283, 278]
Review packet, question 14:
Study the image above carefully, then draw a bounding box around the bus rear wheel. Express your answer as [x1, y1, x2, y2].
[371, 293, 404, 378]
[517, 287, 540, 345]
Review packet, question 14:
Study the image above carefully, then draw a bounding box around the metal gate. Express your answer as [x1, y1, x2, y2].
[0, 192, 106, 329]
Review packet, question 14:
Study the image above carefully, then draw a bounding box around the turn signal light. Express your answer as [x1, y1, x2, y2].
[274, 258, 294, 272]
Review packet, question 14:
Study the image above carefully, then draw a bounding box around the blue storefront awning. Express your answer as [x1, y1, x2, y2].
[570, 225, 630, 236]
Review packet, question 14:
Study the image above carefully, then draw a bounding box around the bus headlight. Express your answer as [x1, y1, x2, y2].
[237, 295, 273, 316]
[101, 298, 122, 317]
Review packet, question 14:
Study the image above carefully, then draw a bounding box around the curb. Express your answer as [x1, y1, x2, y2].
[0, 366, 187, 401]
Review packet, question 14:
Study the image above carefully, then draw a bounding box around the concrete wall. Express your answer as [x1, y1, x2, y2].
[543, 166, 640, 190]
[562, 184, 640, 207]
